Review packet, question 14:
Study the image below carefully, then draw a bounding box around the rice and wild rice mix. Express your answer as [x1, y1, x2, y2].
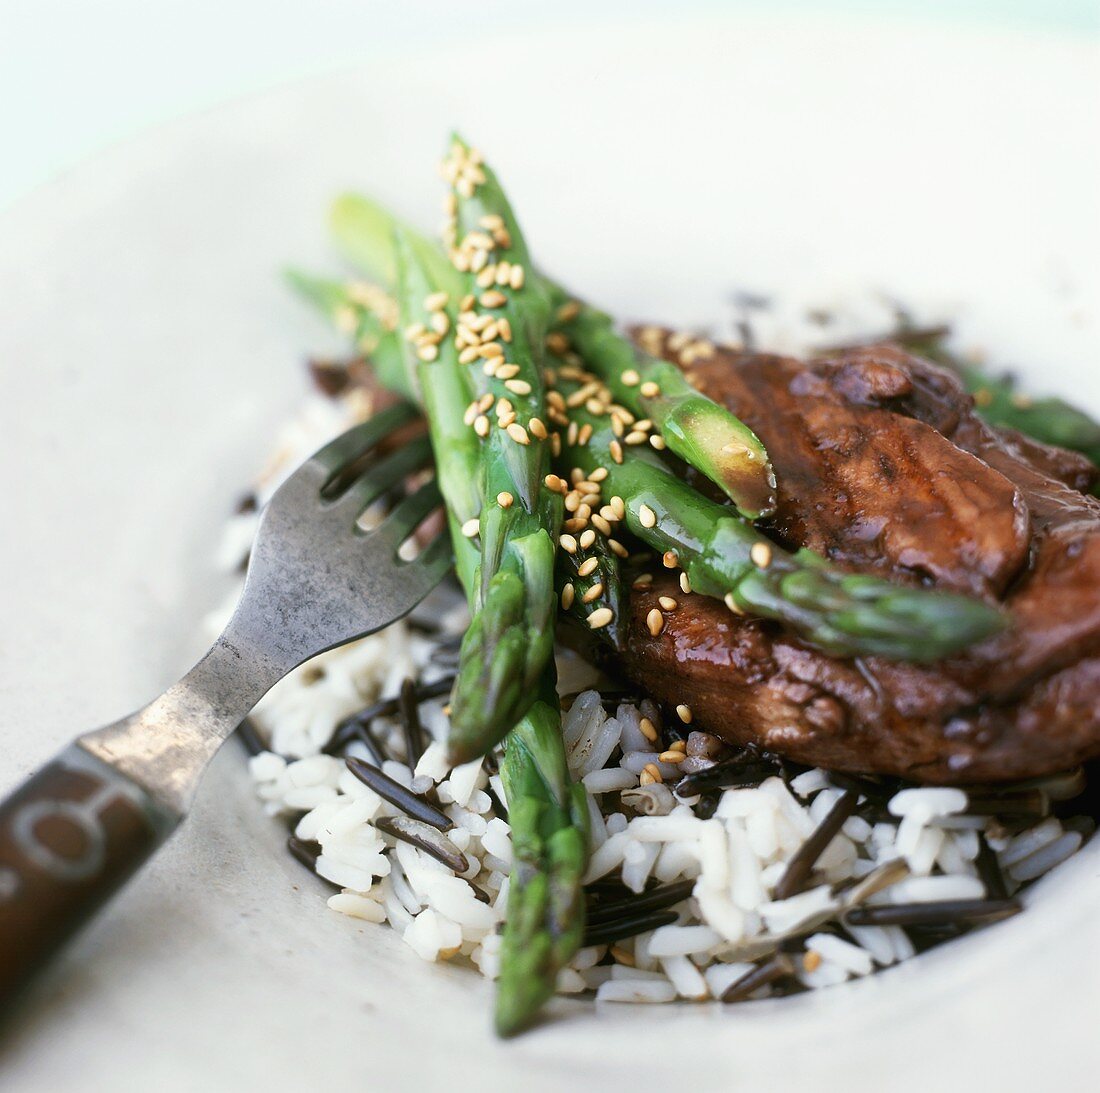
[217, 377, 1094, 1009]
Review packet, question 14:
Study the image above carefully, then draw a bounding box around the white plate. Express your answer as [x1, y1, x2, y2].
[1, 12, 1098, 1092]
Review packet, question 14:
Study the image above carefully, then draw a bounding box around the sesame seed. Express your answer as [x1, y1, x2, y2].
[544, 473, 565, 492]
[458, 346, 480, 365]
[609, 944, 635, 967]
[430, 312, 450, 336]
[495, 363, 520, 379]
[675, 704, 693, 724]
[559, 534, 578, 554]
[567, 421, 579, 446]
[506, 423, 530, 445]
[621, 369, 640, 386]
[724, 593, 744, 615]
[497, 491, 514, 508]
[638, 504, 657, 528]
[404, 322, 426, 341]
[463, 402, 479, 426]
[658, 596, 678, 611]
[496, 397, 514, 416]
[575, 503, 592, 521]
[556, 300, 581, 323]
[659, 750, 685, 765]
[610, 415, 624, 437]
[563, 518, 586, 533]
[578, 557, 599, 578]
[460, 294, 475, 311]
[649, 435, 667, 450]
[461, 518, 480, 538]
[625, 430, 648, 445]
[610, 495, 626, 519]
[662, 550, 679, 569]
[579, 529, 596, 549]
[610, 440, 624, 464]
[473, 415, 490, 437]
[561, 583, 575, 610]
[802, 951, 823, 973]
[587, 606, 614, 630]
[646, 608, 665, 636]
[510, 265, 525, 290]
[564, 492, 581, 513]
[642, 763, 664, 784]
[640, 381, 661, 398]
[551, 432, 562, 456]
[476, 267, 496, 288]
[479, 342, 504, 359]
[497, 410, 516, 427]
[529, 417, 548, 440]
[582, 583, 604, 603]
[425, 291, 449, 311]
[680, 572, 692, 594]
[480, 290, 507, 309]
[750, 542, 773, 568]
[546, 332, 570, 355]
[639, 770, 656, 786]
[495, 262, 511, 286]
[577, 423, 593, 445]
[639, 717, 659, 743]
[498, 317, 513, 342]
[608, 539, 628, 558]
[591, 514, 612, 536]
[417, 344, 439, 362]
[589, 467, 608, 482]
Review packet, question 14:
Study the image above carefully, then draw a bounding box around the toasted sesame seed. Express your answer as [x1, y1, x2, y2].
[610, 415, 624, 437]
[561, 583, 575, 610]
[608, 539, 628, 558]
[430, 312, 450, 336]
[417, 343, 439, 362]
[675, 704, 693, 724]
[640, 381, 661, 398]
[625, 430, 648, 445]
[587, 606, 614, 630]
[567, 421, 579, 446]
[482, 360, 500, 378]
[479, 342, 504, 359]
[551, 432, 562, 456]
[495, 363, 520, 380]
[582, 583, 604, 603]
[609, 495, 626, 519]
[498, 317, 513, 342]
[473, 414, 490, 437]
[529, 417, 548, 440]
[496, 397, 514, 416]
[556, 300, 581, 323]
[638, 504, 657, 528]
[544, 473, 566, 492]
[463, 402, 479, 426]
[639, 769, 656, 786]
[633, 574, 654, 589]
[589, 466, 608, 482]
[564, 492, 581, 513]
[425, 291, 449, 312]
[559, 534, 578, 554]
[404, 321, 426, 340]
[680, 572, 692, 594]
[458, 346, 480, 365]
[750, 542, 773, 568]
[460, 293, 475, 311]
[563, 518, 586, 533]
[610, 440, 624, 464]
[659, 750, 685, 765]
[609, 944, 635, 966]
[658, 596, 678, 611]
[577, 423, 593, 445]
[579, 529, 596, 549]
[621, 369, 640, 386]
[649, 435, 667, 451]
[476, 267, 496, 288]
[510, 265, 525, 290]
[504, 378, 532, 397]
[480, 290, 507, 309]
[506, 423, 530, 445]
[639, 717, 659, 743]
[578, 557, 599, 577]
[591, 514, 612, 536]
[461, 518, 480, 538]
[642, 763, 664, 784]
[497, 410, 516, 427]
[646, 608, 665, 636]
[662, 551, 679, 569]
[802, 951, 823, 973]
[497, 491, 514, 509]
[724, 592, 744, 615]
[495, 262, 511, 287]
[575, 503, 592, 521]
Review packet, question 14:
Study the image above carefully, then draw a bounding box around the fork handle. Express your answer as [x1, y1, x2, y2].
[0, 743, 178, 1003]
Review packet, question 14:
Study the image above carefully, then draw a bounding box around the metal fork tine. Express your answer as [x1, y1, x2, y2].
[377, 477, 443, 545]
[330, 435, 434, 518]
[410, 532, 454, 583]
[311, 402, 417, 478]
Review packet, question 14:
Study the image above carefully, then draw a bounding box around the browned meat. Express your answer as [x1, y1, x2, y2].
[618, 334, 1100, 783]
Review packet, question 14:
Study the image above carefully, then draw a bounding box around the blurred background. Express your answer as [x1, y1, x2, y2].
[2, 0, 1098, 212]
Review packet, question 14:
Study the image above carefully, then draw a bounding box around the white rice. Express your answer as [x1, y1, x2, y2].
[230, 394, 1091, 1008]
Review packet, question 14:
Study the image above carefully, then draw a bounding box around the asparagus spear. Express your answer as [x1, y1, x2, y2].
[393, 232, 588, 1035]
[555, 533, 627, 650]
[495, 683, 589, 1037]
[553, 365, 1005, 661]
[438, 136, 565, 762]
[285, 269, 414, 401]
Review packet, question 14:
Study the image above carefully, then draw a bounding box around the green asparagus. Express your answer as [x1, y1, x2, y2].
[495, 683, 589, 1037]
[553, 366, 1005, 661]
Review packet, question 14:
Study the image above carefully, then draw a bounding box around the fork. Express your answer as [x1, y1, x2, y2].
[0, 403, 451, 1000]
